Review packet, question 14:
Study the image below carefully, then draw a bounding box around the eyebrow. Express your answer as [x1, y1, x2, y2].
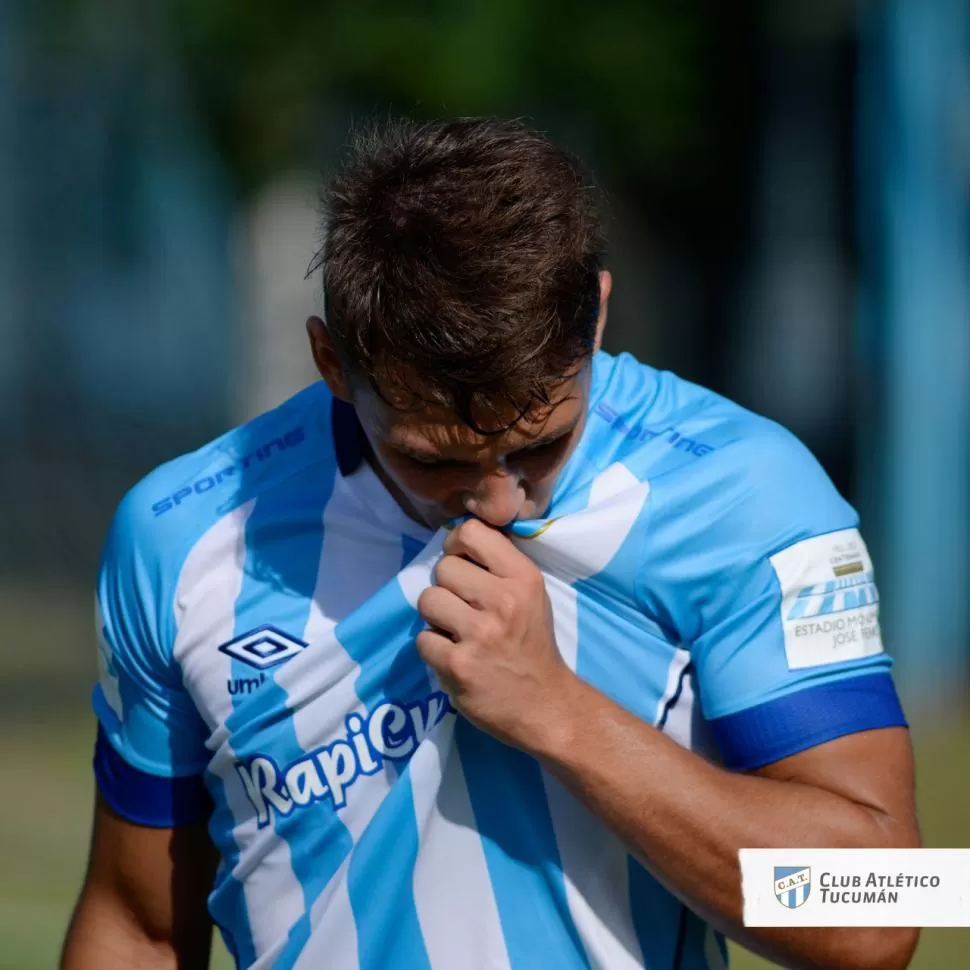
[393, 418, 581, 464]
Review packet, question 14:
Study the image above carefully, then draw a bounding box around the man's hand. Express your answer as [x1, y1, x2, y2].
[415, 518, 575, 749]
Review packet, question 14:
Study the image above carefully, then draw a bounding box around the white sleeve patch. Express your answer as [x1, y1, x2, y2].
[769, 528, 884, 670]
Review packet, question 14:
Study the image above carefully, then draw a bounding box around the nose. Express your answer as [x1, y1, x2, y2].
[464, 469, 525, 528]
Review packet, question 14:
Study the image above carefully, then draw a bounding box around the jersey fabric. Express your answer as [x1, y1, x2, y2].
[92, 350, 905, 970]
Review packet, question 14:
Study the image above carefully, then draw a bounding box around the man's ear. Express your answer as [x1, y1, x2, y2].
[594, 270, 612, 353]
[306, 316, 352, 401]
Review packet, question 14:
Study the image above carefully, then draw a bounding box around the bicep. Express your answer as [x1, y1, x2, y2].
[66, 793, 218, 969]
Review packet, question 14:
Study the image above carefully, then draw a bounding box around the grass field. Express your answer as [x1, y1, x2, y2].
[2, 711, 967, 970]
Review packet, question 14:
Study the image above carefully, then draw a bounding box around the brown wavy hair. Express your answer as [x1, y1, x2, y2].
[309, 117, 606, 433]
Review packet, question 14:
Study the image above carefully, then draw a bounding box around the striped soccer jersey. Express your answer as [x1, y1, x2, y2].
[92, 350, 905, 969]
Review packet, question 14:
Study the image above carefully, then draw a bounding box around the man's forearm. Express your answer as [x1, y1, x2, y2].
[525, 673, 918, 970]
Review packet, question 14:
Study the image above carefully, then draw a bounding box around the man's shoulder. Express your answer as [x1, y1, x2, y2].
[103, 381, 334, 582]
[590, 352, 856, 551]
[591, 351, 811, 471]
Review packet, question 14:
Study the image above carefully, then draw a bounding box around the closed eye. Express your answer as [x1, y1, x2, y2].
[395, 429, 573, 470]
[510, 435, 570, 462]
[405, 454, 471, 470]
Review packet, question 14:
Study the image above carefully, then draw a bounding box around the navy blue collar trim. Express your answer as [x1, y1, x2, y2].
[331, 397, 364, 476]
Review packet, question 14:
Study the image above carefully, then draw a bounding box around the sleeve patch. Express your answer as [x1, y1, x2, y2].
[769, 528, 884, 670]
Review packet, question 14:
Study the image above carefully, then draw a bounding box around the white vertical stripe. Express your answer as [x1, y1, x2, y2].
[300, 473, 419, 647]
[235, 825, 303, 969]
[171, 503, 308, 966]
[410, 714, 511, 970]
[544, 774, 646, 970]
[172, 502, 253, 733]
[545, 573, 580, 669]
[542, 574, 645, 970]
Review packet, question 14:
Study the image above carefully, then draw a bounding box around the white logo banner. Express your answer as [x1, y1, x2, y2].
[741, 849, 970, 927]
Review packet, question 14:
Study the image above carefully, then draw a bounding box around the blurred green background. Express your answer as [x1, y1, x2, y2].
[2, 0, 968, 966]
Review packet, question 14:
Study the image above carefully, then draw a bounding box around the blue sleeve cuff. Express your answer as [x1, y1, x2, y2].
[709, 672, 908, 771]
[94, 724, 211, 827]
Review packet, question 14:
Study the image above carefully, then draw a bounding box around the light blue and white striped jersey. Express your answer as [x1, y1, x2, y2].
[92, 350, 905, 970]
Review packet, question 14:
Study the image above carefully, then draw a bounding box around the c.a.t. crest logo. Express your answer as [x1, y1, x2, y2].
[774, 866, 811, 909]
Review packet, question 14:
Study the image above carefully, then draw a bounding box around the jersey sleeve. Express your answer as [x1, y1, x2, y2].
[92, 489, 211, 825]
[641, 426, 906, 771]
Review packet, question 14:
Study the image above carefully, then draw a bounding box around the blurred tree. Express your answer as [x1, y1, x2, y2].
[164, 0, 713, 199]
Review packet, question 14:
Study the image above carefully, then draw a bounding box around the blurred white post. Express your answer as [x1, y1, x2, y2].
[857, 0, 970, 717]
[235, 173, 324, 424]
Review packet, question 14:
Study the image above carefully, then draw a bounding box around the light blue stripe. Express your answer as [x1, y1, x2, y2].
[211, 458, 344, 969]
[335, 574, 434, 968]
[577, 583, 668, 723]
[457, 717, 588, 970]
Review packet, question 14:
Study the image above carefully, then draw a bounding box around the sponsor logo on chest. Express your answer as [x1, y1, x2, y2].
[235, 690, 456, 826]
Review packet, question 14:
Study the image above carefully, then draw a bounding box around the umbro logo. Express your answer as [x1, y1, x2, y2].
[219, 625, 308, 671]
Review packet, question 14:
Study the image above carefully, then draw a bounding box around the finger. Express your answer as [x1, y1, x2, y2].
[434, 554, 502, 608]
[417, 585, 476, 638]
[442, 518, 532, 578]
[415, 628, 455, 674]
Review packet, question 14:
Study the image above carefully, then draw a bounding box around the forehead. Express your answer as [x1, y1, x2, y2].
[357, 371, 588, 454]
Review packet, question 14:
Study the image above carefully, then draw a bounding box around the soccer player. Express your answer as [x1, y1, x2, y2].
[62, 119, 920, 970]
